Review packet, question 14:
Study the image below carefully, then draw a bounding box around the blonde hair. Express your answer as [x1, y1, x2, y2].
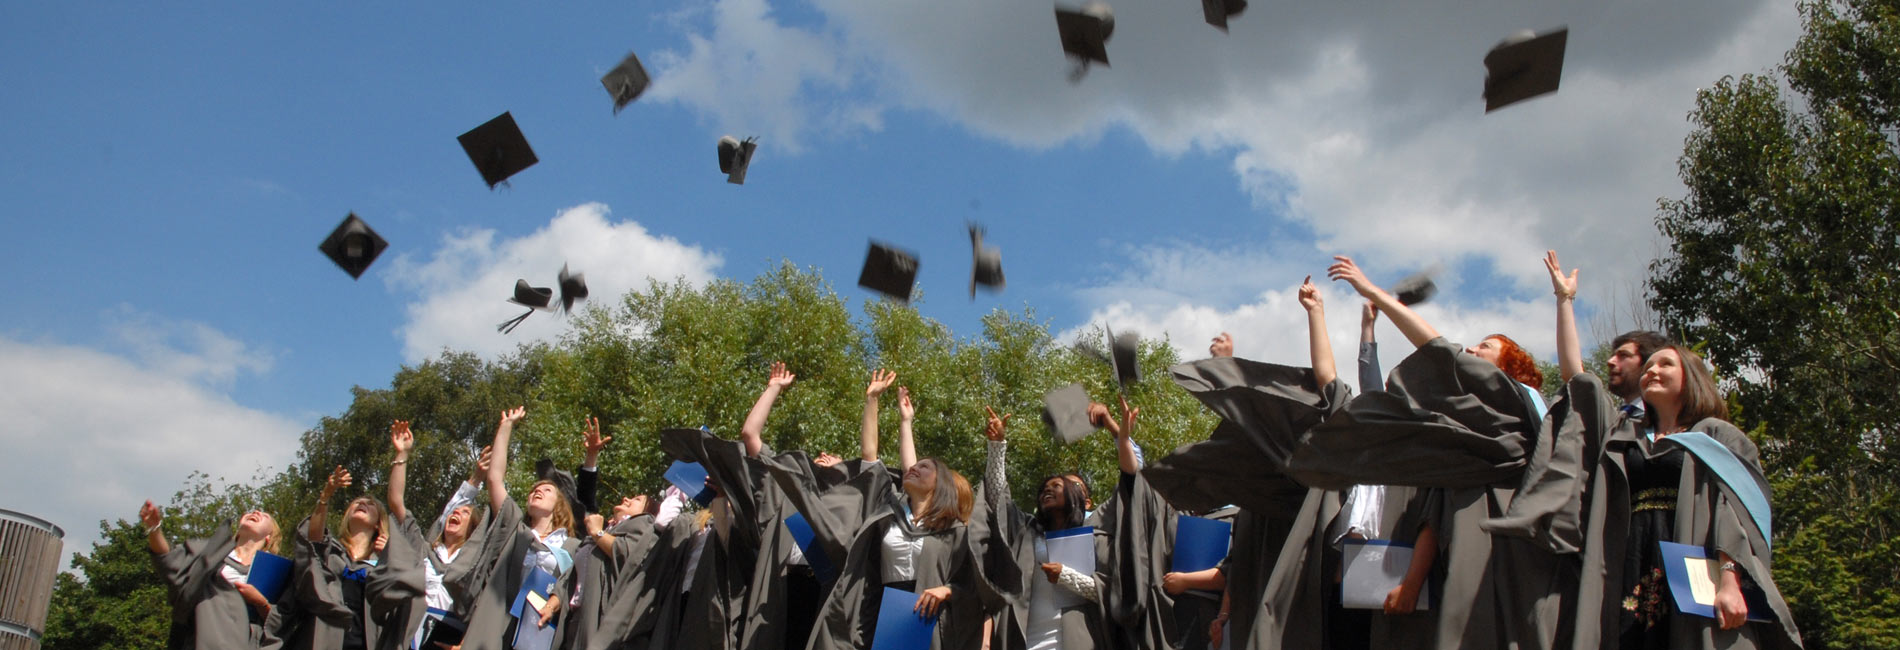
[528, 480, 575, 535]
[336, 496, 390, 560]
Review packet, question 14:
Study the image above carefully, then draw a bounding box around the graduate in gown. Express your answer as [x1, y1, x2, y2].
[277, 463, 421, 650]
[1490, 251, 1803, 650]
[977, 397, 1131, 650]
[457, 406, 585, 650]
[646, 436, 757, 650]
[556, 495, 660, 650]
[386, 420, 492, 649]
[142, 500, 283, 649]
[761, 371, 989, 650]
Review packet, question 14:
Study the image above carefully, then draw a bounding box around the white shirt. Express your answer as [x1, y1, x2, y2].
[1025, 538, 1062, 650]
[879, 502, 925, 584]
[422, 480, 482, 611]
[1331, 484, 1386, 544]
[220, 551, 250, 586]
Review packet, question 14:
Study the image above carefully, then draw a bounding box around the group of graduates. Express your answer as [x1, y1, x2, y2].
[139, 251, 1805, 650]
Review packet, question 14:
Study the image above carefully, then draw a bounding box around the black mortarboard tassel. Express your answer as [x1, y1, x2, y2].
[1201, 0, 1247, 32]
[718, 135, 759, 185]
[858, 241, 920, 303]
[457, 112, 539, 189]
[558, 264, 589, 314]
[498, 279, 553, 334]
[969, 223, 1005, 299]
[601, 52, 651, 114]
[318, 212, 388, 280]
[1483, 27, 1568, 113]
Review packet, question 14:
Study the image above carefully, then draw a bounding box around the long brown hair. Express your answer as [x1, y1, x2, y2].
[528, 480, 576, 535]
[1644, 345, 1730, 429]
[912, 458, 973, 532]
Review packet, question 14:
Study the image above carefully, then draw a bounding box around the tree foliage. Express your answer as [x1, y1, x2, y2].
[1651, 1, 1900, 646]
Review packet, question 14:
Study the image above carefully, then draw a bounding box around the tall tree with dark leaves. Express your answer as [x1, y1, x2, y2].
[1651, 1, 1900, 647]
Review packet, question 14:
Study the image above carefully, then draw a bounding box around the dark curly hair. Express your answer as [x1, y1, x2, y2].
[1486, 334, 1542, 388]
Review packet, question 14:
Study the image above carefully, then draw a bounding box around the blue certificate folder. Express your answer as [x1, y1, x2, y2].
[1658, 541, 1774, 622]
[870, 587, 937, 650]
[247, 551, 294, 604]
[664, 460, 717, 505]
[783, 512, 836, 580]
[509, 567, 558, 619]
[1172, 515, 1232, 573]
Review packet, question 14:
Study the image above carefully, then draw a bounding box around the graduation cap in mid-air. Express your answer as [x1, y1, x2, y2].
[858, 241, 920, 303]
[318, 212, 388, 280]
[457, 112, 539, 189]
[1483, 27, 1568, 112]
[1041, 383, 1096, 444]
[968, 224, 1005, 299]
[601, 52, 651, 114]
[1107, 326, 1141, 390]
[498, 280, 554, 334]
[718, 136, 759, 185]
[1392, 268, 1440, 306]
[1201, 0, 1247, 31]
[557, 264, 589, 314]
[1055, 1, 1115, 75]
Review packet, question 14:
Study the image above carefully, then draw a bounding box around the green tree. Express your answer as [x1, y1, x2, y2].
[1650, 1, 1900, 646]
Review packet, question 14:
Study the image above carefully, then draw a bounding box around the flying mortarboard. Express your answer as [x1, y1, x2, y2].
[1392, 268, 1440, 306]
[558, 264, 589, 314]
[1041, 383, 1096, 444]
[457, 112, 539, 189]
[858, 241, 920, 303]
[601, 52, 651, 114]
[1108, 326, 1141, 389]
[1055, 2, 1115, 67]
[497, 279, 553, 334]
[1201, 0, 1247, 32]
[718, 135, 759, 185]
[318, 212, 388, 280]
[1483, 27, 1568, 113]
[968, 224, 1005, 299]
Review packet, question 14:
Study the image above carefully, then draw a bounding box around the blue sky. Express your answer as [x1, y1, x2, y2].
[0, 1, 1797, 560]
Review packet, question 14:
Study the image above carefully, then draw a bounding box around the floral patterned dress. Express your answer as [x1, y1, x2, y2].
[1619, 442, 1685, 649]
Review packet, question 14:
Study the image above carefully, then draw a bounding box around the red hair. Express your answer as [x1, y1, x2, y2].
[1487, 334, 1542, 388]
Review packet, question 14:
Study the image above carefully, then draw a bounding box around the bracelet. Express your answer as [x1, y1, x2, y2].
[391, 459, 407, 466]
[1554, 290, 1576, 300]
[1720, 560, 1738, 573]
[146, 523, 161, 536]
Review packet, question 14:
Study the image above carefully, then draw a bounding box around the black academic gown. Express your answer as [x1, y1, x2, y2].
[551, 514, 659, 650]
[151, 520, 283, 650]
[457, 499, 583, 650]
[1094, 471, 1231, 650]
[973, 441, 1113, 650]
[762, 454, 990, 650]
[274, 516, 422, 650]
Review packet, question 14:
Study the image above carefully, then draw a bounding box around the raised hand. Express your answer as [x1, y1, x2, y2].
[768, 362, 796, 390]
[1298, 275, 1323, 311]
[581, 416, 611, 458]
[898, 387, 915, 422]
[322, 466, 353, 500]
[1209, 332, 1233, 358]
[500, 406, 526, 426]
[390, 420, 414, 457]
[865, 369, 898, 398]
[585, 513, 605, 537]
[139, 500, 163, 529]
[983, 406, 1011, 442]
[1361, 301, 1379, 327]
[814, 452, 843, 468]
[1116, 395, 1139, 438]
[473, 446, 493, 482]
[1545, 250, 1578, 300]
[372, 533, 388, 554]
[1327, 256, 1380, 299]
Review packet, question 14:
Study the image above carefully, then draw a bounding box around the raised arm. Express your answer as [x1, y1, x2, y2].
[1328, 256, 1440, 347]
[898, 387, 918, 472]
[859, 369, 896, 462]
[982, 403, 1010, 510]
[388, 421, 412, 522]
[140, 500, 170, 555]
[488, 406, 525, 510]
[1209, 332, 1234, 358]
[1299, 276, 1337, 386]
[1546, 251, 1585, 381]
[309, 465, 351, 542]
[1090, 398, 1142, 475]
[742, 362, 795, 458]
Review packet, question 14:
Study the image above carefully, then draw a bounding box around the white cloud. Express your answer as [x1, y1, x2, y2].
[655, 0, 1800, 303]
[0, 317, 303, 568]
[386, 202, 724, 362]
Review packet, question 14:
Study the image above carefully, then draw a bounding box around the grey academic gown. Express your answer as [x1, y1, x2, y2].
[275, 515, 423, 650]
[551, 514, 659, 650]
[971, 472, 1113, 650]
[458, 499, 583, 650]
[762, 453, 990, 650]
[388, 501, 493, 647]
[1485, 374, 1803, 649]
[151, 520, 283, 649]
[1094, 471, 1233, 650]
[588, 513, 692, 650]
